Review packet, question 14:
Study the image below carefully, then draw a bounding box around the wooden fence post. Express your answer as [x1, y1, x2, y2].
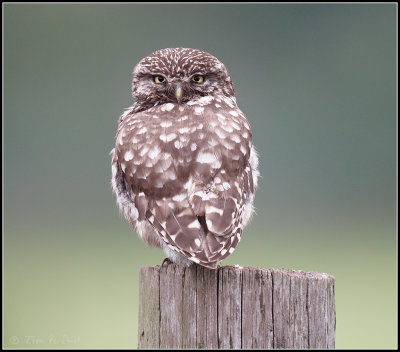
[138, 264, 335, 349]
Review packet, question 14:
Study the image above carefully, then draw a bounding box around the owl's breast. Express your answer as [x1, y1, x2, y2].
[115, 97, 252, 198]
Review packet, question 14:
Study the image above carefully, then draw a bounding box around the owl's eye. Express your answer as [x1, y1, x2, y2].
[191, 75, 205, 83]
[153, 75, 166, 84]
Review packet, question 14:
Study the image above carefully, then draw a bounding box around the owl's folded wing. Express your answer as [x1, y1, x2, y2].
[142, 169, 251, 268]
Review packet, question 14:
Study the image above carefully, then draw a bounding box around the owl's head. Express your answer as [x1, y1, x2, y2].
[131, 48, 235, 107]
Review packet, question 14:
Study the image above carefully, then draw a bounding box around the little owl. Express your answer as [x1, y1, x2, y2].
[111, 48, 259, 269]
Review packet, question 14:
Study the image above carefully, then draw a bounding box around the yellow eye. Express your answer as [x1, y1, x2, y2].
[192, 75, 204, 83]
[153, 75, 166, 84]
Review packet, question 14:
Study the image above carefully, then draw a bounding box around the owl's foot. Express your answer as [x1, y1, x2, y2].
[161, 257, 173, 267]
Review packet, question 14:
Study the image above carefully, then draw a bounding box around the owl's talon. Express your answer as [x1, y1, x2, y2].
[161, 258, 173, 267]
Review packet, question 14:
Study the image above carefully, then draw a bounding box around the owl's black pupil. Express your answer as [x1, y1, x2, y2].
[194, 76, 200, 81]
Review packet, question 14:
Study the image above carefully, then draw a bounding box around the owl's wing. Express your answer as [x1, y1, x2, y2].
[143, 164, 254, 269]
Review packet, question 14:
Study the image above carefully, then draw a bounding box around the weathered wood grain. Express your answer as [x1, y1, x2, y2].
[289, 270, 309, 349]
[196, 265, 218, 349]
[241, 267, 273, 349]
[138, 266, 160, 348]
[138, 265, 335, 349]
[218, 266, 242, 349]
[182, 263, 197, 349]
[159, 264, 184, 349]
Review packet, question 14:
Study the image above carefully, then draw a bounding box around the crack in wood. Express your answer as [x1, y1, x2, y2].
[158, 266, 160, 349]
[271, 269, 275, 349]
[306, 276, 310, 349]
[216, 266, 220, 349]
[241, 269, 244, 349]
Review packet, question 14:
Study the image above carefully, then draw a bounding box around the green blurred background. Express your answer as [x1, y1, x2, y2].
[3, 3, 397, 349]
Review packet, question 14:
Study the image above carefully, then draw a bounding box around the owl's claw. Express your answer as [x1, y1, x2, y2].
[161, 258, 173, 267]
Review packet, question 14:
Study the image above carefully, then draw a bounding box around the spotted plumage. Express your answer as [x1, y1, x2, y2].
[111, 48, 259, 269]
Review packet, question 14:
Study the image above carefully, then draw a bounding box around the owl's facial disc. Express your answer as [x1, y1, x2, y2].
[132, 48, 235, 106]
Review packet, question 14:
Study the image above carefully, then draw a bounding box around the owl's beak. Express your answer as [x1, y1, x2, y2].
[175, 86, 183, 103]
